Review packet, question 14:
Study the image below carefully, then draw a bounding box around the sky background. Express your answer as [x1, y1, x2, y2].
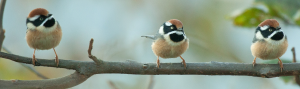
[1, 0, 300, 89]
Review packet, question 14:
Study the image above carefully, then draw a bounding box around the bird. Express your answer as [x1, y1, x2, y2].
[251, 19, 288, 72]
[142, 19, 189, 69]
[26, 8, 62, 66]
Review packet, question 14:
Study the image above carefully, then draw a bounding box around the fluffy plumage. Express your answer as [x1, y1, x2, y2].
[251, 19, 288, 72]
[142, 19, 188, 69]
[26, 8, 62, 66]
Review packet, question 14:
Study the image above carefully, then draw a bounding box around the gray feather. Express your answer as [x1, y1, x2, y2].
[141, 33, 163, 40]
[252, 35, 258, 43]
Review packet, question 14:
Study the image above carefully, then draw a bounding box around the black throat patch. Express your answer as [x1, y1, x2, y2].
[271, 32, 284, 41]
[169, 33, 185, 42]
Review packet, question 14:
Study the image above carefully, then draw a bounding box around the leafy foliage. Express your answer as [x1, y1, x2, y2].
[232, 0, 300, 27]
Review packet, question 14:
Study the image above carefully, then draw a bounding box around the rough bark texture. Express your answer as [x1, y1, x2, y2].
[1, 51, 300, 77]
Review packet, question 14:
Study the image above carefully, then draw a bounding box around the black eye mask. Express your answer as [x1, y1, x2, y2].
[26, 14, 55, 27]
[255, 26, 284, 41]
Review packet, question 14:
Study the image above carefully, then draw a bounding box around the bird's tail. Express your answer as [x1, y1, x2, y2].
[141, 35, 155, 40]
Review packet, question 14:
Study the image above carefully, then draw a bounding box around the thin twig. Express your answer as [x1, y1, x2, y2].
[88, 38, 94, 56]
[108, 80, 118, 89]
[0, 0, 6, 51]
[2, 46, 48, 79]
[292, 47, 300, 86]
[147, 75, 154, 89]
[88, 38, 102, 65]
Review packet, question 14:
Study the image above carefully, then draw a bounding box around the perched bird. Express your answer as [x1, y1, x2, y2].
[251, 19, 288, 71]
[26, 8, 62, 66]
[142, 19, 189, 68]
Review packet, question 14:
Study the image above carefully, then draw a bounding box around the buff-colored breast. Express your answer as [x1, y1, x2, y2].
[151, 39, 189, 58]
[26, 24, 62, 50]
[251, 39, 288, 60]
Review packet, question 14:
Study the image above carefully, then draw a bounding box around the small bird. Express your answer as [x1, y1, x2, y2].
[26, 8, 62, 66]
[142, 19, 189, 68]
[251, 19, 288, 72]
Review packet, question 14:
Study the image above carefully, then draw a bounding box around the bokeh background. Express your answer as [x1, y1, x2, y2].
[1, 0, 300, 89]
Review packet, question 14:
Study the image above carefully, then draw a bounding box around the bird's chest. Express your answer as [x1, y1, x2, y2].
[251, 39, 288, 59]
[151, 39, 188, 58]
[26, 29, 62, 50]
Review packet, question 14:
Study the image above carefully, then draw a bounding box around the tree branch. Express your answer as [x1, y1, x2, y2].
[0, 0, 6, 51]
[88, 38, 102, 65]
[292, 47, 300, 86]
[2, 38, 300, 88]
[0, 72, 91, 89]
[147, 75, 154, 89]
[1, 51, 300, 77]
[108, 80, 118, 89]
[2, 46, 48, 79]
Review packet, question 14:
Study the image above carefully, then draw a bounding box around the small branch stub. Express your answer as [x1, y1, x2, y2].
[88, 38, 102, 65]
[292, 47, 300, 86]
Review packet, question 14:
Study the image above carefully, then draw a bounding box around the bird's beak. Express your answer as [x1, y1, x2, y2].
[276, 27, 281, 30]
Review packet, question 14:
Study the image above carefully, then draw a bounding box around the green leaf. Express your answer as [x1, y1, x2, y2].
[280, 76, 294, 83]
[232, 7, 270, 27]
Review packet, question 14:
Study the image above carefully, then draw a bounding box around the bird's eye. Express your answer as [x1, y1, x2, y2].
[170, 27, 173, 29]
[40, 18, 43, 21]
[269, 29, 272, 32]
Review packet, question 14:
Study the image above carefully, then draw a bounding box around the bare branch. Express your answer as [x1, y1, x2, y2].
[108, 80, 118, 89]
[88, 38, 93, 56]
[292, 47, 296, 63]
[0, 72, 91, 89]
[2, 50, 300, 88]
[0, 0, 6, 51]
[1, 52, 300, 77]
[292, 47, 300, 86]
[147, 75, 154, 89]
[88, 38, 102, 65]
[2, 46, 48, 79]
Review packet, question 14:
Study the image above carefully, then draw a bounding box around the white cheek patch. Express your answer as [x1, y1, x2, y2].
[27, 23, 36, 30]
[260, 25, 269, 31]
[28, 15, 40, 21]
[255, 31, 264, 40]
[165, 21, 172, 26]
[158, 26, 164, 35]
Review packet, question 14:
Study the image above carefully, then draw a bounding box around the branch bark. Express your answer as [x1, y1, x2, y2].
[1, 39, 300, 88]
[0, 72, 91, 89]
[1, 51, 300, 77]
[2, 46, 48, 79]
[292, 47, 300, 86]
[0, 0, 6, 51]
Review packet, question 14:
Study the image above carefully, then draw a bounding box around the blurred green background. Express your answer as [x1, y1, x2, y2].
[1, 0, 300, 89]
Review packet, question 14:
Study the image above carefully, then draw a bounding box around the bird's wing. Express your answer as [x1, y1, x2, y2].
[252, 35, 258, 43]
[252, 35, 266, 43]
